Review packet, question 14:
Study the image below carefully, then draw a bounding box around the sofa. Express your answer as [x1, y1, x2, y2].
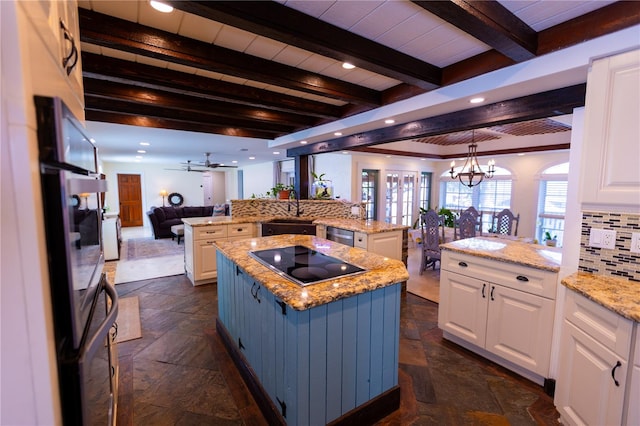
[147, 205, 229, 239]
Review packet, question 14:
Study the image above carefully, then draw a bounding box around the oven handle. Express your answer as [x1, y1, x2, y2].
[80, 276, 119, 361]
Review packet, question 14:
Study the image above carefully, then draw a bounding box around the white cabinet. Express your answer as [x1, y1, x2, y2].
[102, 217, 121, 261]
[19, 0, 84, 117]
[580, 49, 640, 212]
[628, 324, 640, 426]
[184, 222, 255, 286]
[438, 250, 557, 383]
[555, 290, 637, 426]
[354, 230, 402, 260]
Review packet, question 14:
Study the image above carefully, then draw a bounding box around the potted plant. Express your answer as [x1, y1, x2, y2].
[438, 207, 456, 228]
[311, 172, 333, 199]
[270, 183, 294, 200]
[544, 231, 558, 247]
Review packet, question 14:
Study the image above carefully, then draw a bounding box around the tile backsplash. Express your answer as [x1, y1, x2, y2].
[231, 199, 364, 219]
[579, 211, 640, 282]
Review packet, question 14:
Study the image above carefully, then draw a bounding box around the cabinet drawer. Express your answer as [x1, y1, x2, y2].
[194, 225, 228, 240]
[228, 224, 254, 238]
[441, 251, 557, 299]
[563, 290, 633, 359]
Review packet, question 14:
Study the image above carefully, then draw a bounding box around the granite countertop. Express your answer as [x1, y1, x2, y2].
[214, 235, 409, 311]
[440, 237, 562, 272]
[313, 218, 409, 234]
[562, 272, 640, 322]
[181, 216, 264, 226]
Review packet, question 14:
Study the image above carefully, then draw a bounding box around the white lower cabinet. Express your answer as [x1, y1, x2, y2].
[354, 230, 402, 260]
[438, 250, 557, 382]
[555, 290, 637, 426]
[184, 222, 255, 285]
[629, 326, 640, 426]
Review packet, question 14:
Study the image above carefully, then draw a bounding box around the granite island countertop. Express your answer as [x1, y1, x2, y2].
[181, 216, 265, 226]
[214, 234, 409, 311]
[561, 272, 640, 322]
[313, 218, 409, 234]
[440, 237, 562, 272]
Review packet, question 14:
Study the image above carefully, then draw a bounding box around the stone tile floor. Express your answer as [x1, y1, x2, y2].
[115, 274, 559, 425]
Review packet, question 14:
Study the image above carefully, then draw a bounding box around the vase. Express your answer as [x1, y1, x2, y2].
[277, 190, 291, 200]
[312, 179, 333, 199]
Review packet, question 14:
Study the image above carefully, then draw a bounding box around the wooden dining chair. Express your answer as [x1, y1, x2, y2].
[457, 211, 477, 240]
[462, 206, 483, 235]
[420, 209, 443, 273]
[492, 209, 520, 236]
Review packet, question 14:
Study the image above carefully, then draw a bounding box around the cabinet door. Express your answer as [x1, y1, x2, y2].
[485, 285, 555, 376]
[184, 226, 194, 275]
[195, 240, 217, 281]
[581, 49, 640, 210]
[438, 270, 488, 347]
[367, 231, 402, 259]
[555, 320, 626, 426]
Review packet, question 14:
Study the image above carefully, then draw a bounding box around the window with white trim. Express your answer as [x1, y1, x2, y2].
[440, 166, 513, 232]
[537, 162, 569, 247]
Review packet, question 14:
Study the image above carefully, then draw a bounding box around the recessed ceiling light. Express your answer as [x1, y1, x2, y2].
[342, 62, 355, 69]
[90, 138, 96, 143]
[334, 132, 342, 136]
[140, 142, 150, 146]
[232, 160, 238, 164]
[518, 153, 526, 156]
[137, 150, 146, 153]
[249, 156, 255, 160]
[470, 97, 485, 104]
[300, 140, 308, 144]
[342, 151, 348, 154]
[273, 151, 280, 155]
[150, 1, 173, 13]
[384, 119, 395, 124]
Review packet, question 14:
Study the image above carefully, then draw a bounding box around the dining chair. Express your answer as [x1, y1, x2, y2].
[420, 209, 443, 273]
[462, 206, 483, 235]
[492, 208, 520, 236]
[457, 211, 477, 240]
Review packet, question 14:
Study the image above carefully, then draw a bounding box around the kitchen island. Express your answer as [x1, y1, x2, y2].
[214, 235, 409, 425]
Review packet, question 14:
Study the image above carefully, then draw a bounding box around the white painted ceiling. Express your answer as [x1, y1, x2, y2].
[80, 0, 622, 167]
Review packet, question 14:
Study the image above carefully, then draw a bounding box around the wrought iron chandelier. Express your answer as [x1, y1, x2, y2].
[449, 130, 496, 188]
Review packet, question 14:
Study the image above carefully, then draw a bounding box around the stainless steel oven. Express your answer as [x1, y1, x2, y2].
[326, 226, 355, 246]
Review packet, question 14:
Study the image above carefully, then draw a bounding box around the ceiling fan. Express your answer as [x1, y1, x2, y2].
[165, 160, 206, 172]
[198, 152, 237, 169]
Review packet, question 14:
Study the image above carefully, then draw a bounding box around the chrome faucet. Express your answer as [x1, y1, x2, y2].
[288, 189, 303, 217]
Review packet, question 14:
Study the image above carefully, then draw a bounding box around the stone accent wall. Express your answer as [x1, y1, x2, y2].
[231, 199, 365, 219]
[579, 211, 640, 282]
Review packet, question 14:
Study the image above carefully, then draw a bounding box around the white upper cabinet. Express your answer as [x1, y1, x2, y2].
[580, 49, 640, 212]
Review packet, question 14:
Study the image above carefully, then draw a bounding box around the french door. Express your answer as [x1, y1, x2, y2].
[385, 171, 417, 226]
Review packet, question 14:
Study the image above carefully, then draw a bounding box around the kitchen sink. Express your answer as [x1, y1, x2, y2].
[261, 219, 316, 236]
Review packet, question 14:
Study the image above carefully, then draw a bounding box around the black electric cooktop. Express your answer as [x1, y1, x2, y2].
[249, 245, 366, 286]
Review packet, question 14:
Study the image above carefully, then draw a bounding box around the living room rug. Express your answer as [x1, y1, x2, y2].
[114, 254, 184, 284]
[116, 296, 142, 343]
[122, 237, 184, 261]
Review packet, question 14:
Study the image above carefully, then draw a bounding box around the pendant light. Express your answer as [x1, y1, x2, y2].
[449, 130, 495, 188]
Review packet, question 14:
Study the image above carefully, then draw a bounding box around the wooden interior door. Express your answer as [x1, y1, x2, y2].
[117, 174, 143, 227]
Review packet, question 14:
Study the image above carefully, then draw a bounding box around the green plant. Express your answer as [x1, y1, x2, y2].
[438, 207, 456, 227]
[270, 183, 294, 198]
[544, 231, 557, 241]
[311, 171, 326, 181]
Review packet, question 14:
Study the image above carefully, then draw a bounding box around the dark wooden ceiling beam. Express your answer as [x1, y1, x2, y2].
[79, 8, 381, 107]
[84, 110, 278, 139]
[350, 143, 571, 159]
[84, 95, 293, 136]
[288, 84, 585, 156]
[537, 1, 640, 55]
[413, 0, 537, 61]
[167, 0, 442, 90]
[83, 78, 318, 129]
[82, 52, 344, 121]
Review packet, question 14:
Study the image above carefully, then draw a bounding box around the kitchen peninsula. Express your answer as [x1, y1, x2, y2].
[438, 237, 562, 388]
[214, 234, 409, 425]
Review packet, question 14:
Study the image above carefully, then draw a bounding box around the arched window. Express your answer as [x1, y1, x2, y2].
[440, 166, 513, 233]
[536, 162, 569, 247]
